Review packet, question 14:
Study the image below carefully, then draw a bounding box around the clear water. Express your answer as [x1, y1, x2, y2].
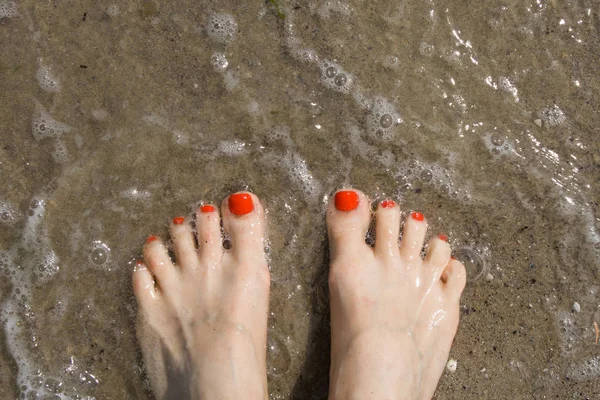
[1, 0, 599, 398]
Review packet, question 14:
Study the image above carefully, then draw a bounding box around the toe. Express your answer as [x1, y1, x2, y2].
[132, 260, 158, 305]
[143, 236, 179, 294]
[221, 192, 267, 262]
[424, 235, 452, 282]
[326, 189, 371, 257]
[170, 216, 199, 269]
[441, 258, 467, 300]
[399, 211, 428, 262]
[374, 199, 401, 259]
[195, 204, 222, 264]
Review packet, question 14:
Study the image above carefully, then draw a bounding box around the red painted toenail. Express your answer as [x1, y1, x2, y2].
[438, 234, 448, 242]
[451, 256, 457, 260]
[135, 259, 144, 266]
[201, 204, 215, 213]
[229, 193, 254, 215]
[173, 216, 185, 225]
[411, 212, 424, 221]
[335, 191, 359, 212]
[146, 235, 158, 244]
[381, 200, 396, 209]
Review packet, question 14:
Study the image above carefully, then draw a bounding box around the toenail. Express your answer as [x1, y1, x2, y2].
[451, 256, 457, 260]
[438, 234, 448, 241]
[229, 193, 254, 215]
[146, 235, 158, 244]
[381, 200, 396, 209]
[411, 212, 425, 221]
[335, 190, 359, 212]
[201, 204, 215, 213]
[173, 216, 185, 225]
[135, 259, 144, 266]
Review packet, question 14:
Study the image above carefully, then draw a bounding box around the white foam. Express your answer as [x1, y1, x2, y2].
[0, 1, 18, 18]
[51, 139, 69, 164]
[223, 70, 239, 91]
[206, 13, 237, 44]
[36, 64, 61, 93]
[91, 109, 109, 121]
[218, 140, 249, 156]
[106, 4, 120, 17]
[318, 60, 353, 93]
[211, 52, 229, 72]
[31, 101, 72, 141]
[538, 104, 566, 127]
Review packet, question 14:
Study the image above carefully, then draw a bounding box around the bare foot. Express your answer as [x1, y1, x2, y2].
[132, 192, 270, 400]
[326, 189, 466, 400]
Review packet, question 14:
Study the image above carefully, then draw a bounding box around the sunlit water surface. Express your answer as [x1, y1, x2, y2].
[1, 0, 599, 398]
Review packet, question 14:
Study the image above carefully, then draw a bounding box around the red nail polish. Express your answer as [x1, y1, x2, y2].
[229, 193, 254, 215]
[146, 235, 158, 244]
[411, 212, 425, 221]
[381, 200, 396, 209]
[438, 234, 448, 242]
[201, 204, 215, 213]
[136, 259, 144, 266]
[335, 190, 359, 212]
[451, 256, 457, 260]
[173, 216, 185, 225]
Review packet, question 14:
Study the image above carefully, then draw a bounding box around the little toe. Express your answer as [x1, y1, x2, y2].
[221, 192, 267, 262]
[374, 199, 401, 259]
[170, 216, 199, 269]
[326, 189, 371, 257]
[399, 211, 428, 262]
[441, 258, 467, 299]
[424, 235, 452, 282]
[143, 236, 179, 294]
[195, 204, 222, 264]
[132, 260, 158, 305]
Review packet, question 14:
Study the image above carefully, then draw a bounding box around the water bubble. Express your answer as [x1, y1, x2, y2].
[89, 241, 110, 266]
[380, 114, 393, 128]
[539, 104, 566, 127]
[419, 42, 434, 56]
[334, 73, 347, 86]
[44, 378, 63, 393]
[211, 52, 229, 72]
[420, 169, 433, 182]
[222, 238, 232, 250]
[453, 247, 486, 281]
[325, 66, 337, 78]
[490, 132, 505, 146]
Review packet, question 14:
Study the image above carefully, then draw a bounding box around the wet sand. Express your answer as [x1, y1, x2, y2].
[1, 0, 599, 398]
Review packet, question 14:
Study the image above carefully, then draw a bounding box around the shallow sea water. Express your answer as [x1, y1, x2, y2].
[1, 0, 599, 398]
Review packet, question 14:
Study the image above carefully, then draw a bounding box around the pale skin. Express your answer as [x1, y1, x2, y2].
[132, 189, 466, 400]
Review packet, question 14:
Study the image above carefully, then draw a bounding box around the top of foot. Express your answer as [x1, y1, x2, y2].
[327, 189, 466, 400]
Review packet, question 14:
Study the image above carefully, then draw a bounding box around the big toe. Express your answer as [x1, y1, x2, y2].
[326, 189, 371, 258]
[221, 192, 268, 264]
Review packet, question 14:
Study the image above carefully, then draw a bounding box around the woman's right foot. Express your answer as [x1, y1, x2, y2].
[326, 189, 466, 400]
[132, 192, 270, 400]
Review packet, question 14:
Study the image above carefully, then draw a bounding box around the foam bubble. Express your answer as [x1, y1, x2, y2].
[218, 140, 249, 156]
[539, 104, 566, 127]
[51, 140, 69, 164]
[366, 97, 402, 141]
[0, 1, 18, 18]
[120, 187, 151, 202]
[483, 130, 513, 157]
[498, 76, 518, 100]
[382, 55, 400, 69]
[319, 60, 353, 93]
[419, 42, 434, 57]
[0, 201, 19, 226]
[31, 101, 72, 141]
[211, 52, 229, 72]
[206, 13, 237, 44]
[36, 65, 61, 93]
[88, 240, 111, 269]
